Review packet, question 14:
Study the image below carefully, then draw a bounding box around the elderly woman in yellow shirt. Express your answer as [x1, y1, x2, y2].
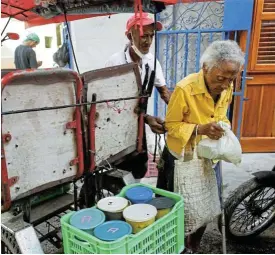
[156, 40, 245, 253]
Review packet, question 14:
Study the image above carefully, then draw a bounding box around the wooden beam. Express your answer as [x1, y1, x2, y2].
[246, 74, 275, 85]
[261, 13, 275, 20]
[241, 137, 275, 152]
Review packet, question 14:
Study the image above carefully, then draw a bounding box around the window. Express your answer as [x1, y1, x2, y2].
[45, 36, 53, 48]
[56, 24, 62, 47]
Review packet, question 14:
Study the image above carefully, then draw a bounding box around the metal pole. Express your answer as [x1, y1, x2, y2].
[1, 95, 149, 116]
[219, 161, 227, 254]
[1, 17, 11, 36]
[73, 181, 78, 211]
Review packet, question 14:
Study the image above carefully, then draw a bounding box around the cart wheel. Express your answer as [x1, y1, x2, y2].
[218, 177, 275, 241]
[1, 228, 21, 254]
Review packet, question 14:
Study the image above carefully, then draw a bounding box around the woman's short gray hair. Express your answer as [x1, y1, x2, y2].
[200, 40, 245, 70]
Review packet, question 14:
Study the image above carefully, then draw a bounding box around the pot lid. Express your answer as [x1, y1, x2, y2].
[70, 208, 105, 230]
[97, 197, 129, 212]
[123, 204, 157, 222]
[125, 186, 153, 202]
[148, 197, 176, 210]
[94, 220, 132, 241]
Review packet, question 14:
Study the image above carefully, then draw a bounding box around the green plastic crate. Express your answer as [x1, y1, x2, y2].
[61, 183, 184, 254]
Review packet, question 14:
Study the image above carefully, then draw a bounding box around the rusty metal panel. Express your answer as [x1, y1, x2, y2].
[82, 63, 143, 168]
[1, 69, 84, 204]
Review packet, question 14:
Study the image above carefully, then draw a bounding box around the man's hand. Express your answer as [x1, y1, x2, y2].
[37, 61, 42, 67]
[197, 122, 224, 140]
[156, 86, 171, 105]
[145, 115, 166, 134]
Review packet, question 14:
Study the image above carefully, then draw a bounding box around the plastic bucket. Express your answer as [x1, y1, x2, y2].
[147, 197, 176, 219]
[97, 197, 130, 221]
[94, 220, 132, 241]
[125, 186, 153, 204]
[123, 204, 157, 233]
[69, 208, 105, 235]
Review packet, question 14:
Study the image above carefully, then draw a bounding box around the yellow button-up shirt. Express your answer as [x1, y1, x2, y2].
[165, 69, 233, 156]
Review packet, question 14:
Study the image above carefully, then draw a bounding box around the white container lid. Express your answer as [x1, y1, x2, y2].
[97, 197, 129, 213]
[123, 204, 157, 222]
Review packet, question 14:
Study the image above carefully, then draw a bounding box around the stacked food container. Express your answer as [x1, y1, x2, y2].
[61, 183, 184, 254]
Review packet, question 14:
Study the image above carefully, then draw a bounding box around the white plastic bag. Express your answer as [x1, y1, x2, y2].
[197, 121, 242, 165]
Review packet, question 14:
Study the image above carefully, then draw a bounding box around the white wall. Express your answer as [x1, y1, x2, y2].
[70, 14, 132, 72]
[70, 14, 157, 118]
[1, 19, 25, 69]
[1, 18, 60, 69]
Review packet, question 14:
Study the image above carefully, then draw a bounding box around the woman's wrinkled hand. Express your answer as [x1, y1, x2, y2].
[146, 115, 166, 134]
[197, 122, 224, 140]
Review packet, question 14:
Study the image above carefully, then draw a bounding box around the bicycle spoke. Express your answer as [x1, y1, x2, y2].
[238, 212, 253, 232]
[231, 207, 246, 219]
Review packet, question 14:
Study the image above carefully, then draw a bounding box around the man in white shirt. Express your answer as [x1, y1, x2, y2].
[105, 12, 171, 133]
[105, 13, 171, 180]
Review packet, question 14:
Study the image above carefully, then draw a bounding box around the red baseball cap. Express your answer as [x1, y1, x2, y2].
[125, 13, 163, 35]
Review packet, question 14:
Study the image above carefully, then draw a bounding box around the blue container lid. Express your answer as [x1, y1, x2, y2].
[125, 186, 153, 203]
[70, 208, 105, 231]
[94, 221, 132, 241]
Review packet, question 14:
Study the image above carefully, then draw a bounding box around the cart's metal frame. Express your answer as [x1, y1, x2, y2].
[1, 65, 146, 253]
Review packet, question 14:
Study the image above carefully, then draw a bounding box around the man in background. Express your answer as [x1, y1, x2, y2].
[14, 33, 42, 69]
